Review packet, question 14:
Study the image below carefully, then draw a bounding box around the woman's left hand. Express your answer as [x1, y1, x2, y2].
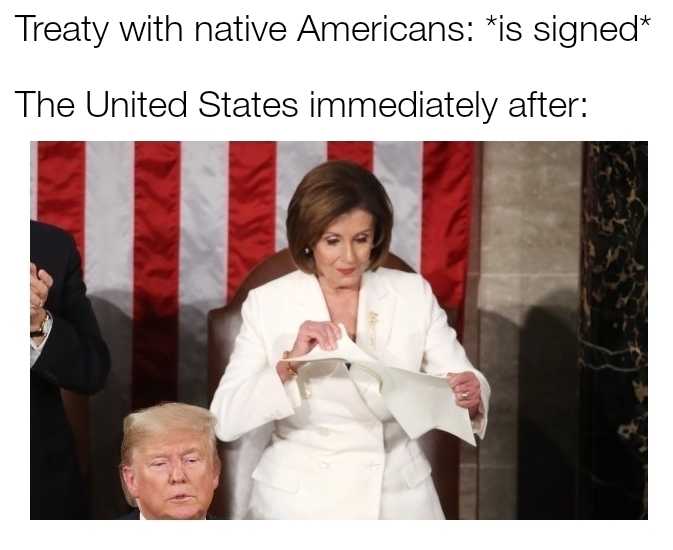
[447, 371, 481, 418]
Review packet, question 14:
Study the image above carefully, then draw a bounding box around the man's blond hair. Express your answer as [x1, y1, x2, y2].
[119, 402, 219, 506]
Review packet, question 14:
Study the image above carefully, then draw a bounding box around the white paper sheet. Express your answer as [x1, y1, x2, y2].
[280, 325, 476, 445]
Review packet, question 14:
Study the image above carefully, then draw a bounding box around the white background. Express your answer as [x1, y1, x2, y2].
[0, 0, 666, 545]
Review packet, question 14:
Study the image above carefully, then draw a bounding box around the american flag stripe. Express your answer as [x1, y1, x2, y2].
[30, 142, 38, 221]
[178, 142, 228, 405]
[421, 142, 474, 333]
[275, 141, 326, 251]
[37, 142, 87, 260]
[35, 141, 90, 475]
[227, 142, 277, 302]
[85, 141, 134, 305]
[328, 141, 374, 171]
[82, 142, 133, 516]
[132, 142, 181, 409]
[374, 141, 423, 271]
[85, 141, 135, 419]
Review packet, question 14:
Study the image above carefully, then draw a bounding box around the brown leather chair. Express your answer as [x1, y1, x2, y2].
[207, 249, 459, 519]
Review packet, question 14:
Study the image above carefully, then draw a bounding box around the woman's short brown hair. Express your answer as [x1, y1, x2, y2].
[286, 160, 393, 273]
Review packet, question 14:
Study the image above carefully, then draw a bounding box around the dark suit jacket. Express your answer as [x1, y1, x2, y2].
[118, 509, 219, 520]
[118, 509, 141, 520]
[30, 220, 111, 519]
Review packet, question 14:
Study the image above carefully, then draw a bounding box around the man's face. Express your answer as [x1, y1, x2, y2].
[122, 430, 219, 520]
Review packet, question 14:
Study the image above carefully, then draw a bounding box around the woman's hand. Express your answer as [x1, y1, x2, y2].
[276, 321, 341, 383]
[288, 321, 341, 358]
[447, 371, 481, 418]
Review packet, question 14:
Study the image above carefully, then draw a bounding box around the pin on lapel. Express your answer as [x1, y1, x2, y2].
[367, 311, 379, 348]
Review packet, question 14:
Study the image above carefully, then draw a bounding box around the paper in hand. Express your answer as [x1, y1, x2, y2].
[381, 366, 475, 444]
[280, 324, 476, 445]
[283, 326, 380, 367]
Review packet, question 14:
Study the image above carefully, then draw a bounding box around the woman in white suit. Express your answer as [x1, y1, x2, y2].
[210, 160, 490, 519]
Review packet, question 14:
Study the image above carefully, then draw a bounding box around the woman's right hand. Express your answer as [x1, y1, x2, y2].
[276, 321, 341, 384]
[288, 320, 342, 358]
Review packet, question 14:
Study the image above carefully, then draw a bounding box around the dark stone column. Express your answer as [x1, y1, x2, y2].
[578, 142, 647, 519]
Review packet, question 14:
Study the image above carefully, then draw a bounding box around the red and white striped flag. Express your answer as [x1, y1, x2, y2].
[31, 141, 474, 514]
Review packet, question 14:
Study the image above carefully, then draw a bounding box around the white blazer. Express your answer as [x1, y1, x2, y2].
[210, 268, 490, 519]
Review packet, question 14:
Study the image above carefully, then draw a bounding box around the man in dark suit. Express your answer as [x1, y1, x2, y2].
[30, 220, 111, 519]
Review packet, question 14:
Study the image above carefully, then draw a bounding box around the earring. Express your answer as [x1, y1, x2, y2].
[304, 247, 311, 255]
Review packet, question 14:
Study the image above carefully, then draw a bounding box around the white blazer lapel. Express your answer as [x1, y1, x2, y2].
[290, 271, 382, 421]
[291, 269, 397, 359]
[293, 271, 331, 323]
[356, 270, 396, 359]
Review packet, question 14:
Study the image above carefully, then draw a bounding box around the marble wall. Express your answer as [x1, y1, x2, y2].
[578, 142, 647, 519]
[474, 142, 583, 519]
[458, 145, 482, 519]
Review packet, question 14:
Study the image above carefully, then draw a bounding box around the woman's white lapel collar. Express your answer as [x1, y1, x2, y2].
[356, 269, 396, 357]
[293, 270, 331, 321]
[291, 269, 397, 356]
